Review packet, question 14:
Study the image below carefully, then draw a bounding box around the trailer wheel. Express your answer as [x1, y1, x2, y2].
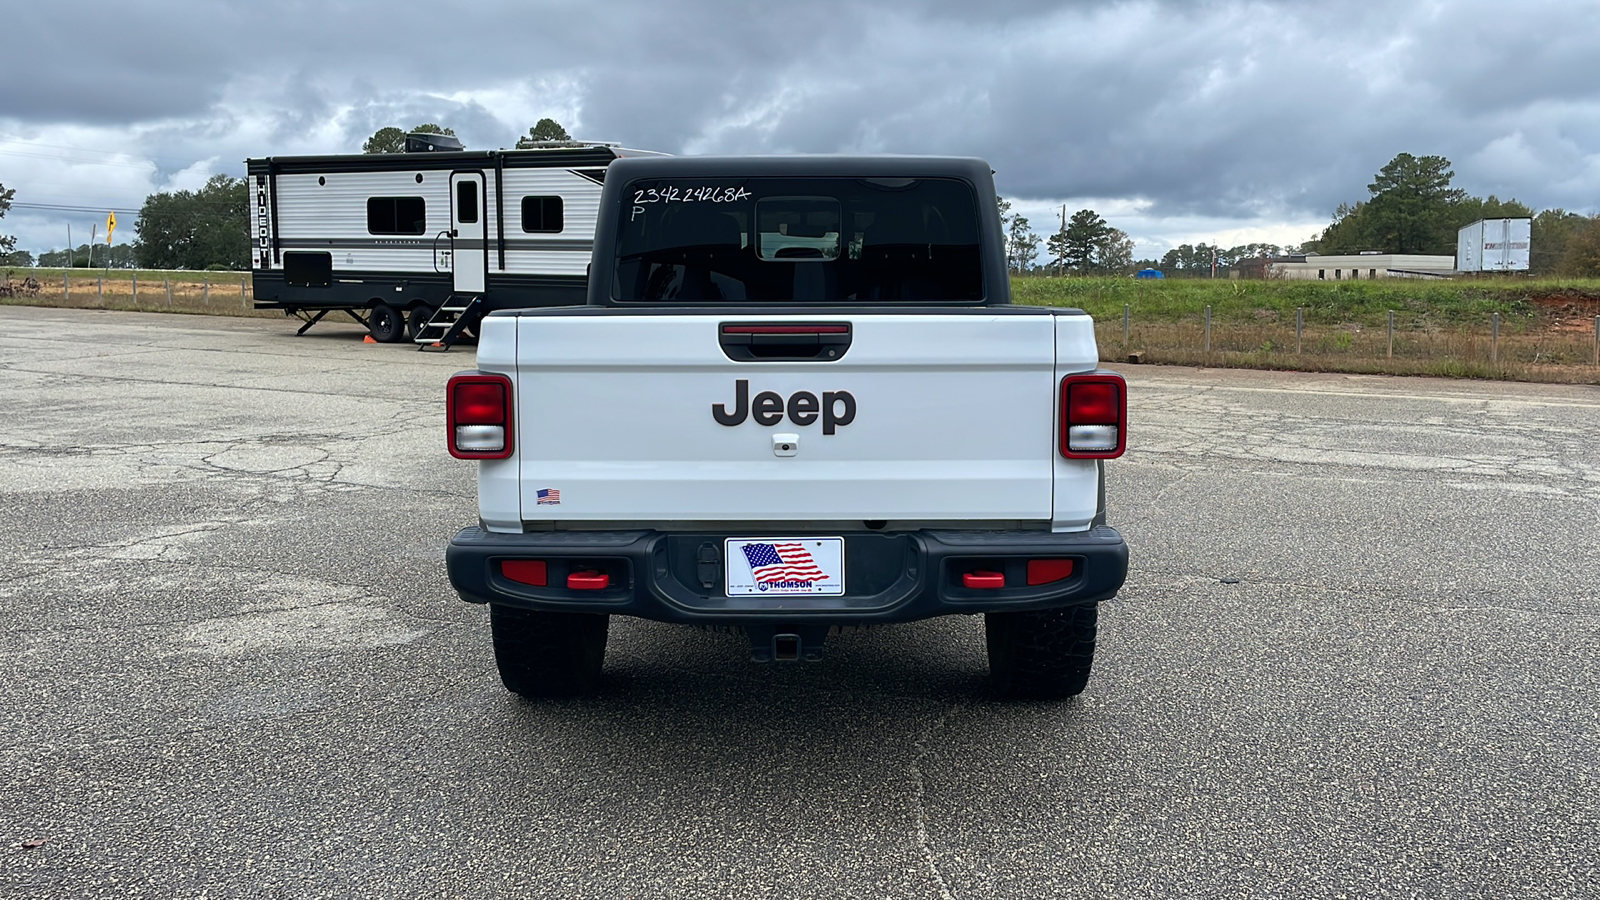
[406, 305, 433, 341]
[489, 605, 609, 698]
[369, 302, 406, 343]
[985, 603, 1098, 700]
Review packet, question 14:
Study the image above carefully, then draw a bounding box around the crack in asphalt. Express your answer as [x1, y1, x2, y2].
[908, 699, 966, 900]
[4, 362, 445, 403]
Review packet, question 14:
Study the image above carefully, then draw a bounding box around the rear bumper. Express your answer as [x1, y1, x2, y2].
[446, 525, 1128, 625]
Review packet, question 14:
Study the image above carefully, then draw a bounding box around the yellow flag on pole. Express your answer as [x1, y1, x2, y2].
[106, 212, 116, 244]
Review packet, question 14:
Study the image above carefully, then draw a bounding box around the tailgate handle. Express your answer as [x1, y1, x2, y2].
[719, 323, 852, 362]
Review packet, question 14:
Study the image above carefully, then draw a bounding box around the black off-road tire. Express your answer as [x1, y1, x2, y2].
[405, 305, 433, 341]
[985, 603, 1098, 700]
[369, 302, 406, 343]
[489, 605, 609, 699]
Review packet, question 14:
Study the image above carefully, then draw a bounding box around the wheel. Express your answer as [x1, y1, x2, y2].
[368, 302, 406, 343]
[489, 605, 609, 698]
[986, 603, 1098, 700]
[406, 305, 433, 341]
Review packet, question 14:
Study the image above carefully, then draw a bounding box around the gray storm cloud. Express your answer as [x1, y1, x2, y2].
[2, 0, 1597, 254]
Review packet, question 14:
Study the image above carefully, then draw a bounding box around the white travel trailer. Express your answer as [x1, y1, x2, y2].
[247, 134, 663, 348]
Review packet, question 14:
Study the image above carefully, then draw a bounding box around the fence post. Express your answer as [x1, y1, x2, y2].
[132, 272, 138, 306]
[1204, 305, 1211, 354]
[1296, 307, 1303, 354]
[1593, 316, 1598, 366]
[1491, 312, 1499, 364]
[203, 276, 210, 304]
[165, 279, 172, 307]
[1387, 310, 1394, 358]
[98, 273, 103, 301]
[240, 274, 247, 307]
[1123, 303, 1130, 346]
[64, 271, 69, 300]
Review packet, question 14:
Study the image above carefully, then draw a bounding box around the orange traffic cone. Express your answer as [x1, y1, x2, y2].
[363, 335, 377, 344]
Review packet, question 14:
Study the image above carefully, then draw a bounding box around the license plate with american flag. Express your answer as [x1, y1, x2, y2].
[724, 537, 845, 596]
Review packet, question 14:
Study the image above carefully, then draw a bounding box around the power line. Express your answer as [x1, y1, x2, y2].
[13, 202, 142, 213]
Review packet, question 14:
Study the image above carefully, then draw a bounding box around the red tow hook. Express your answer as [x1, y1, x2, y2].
[962, 570, 1005, 589]
[567, 570, 610, 591]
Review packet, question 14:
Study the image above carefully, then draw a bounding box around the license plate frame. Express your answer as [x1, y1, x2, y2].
[724, 537, 845, 597]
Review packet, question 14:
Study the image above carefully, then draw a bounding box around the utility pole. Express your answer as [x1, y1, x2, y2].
[1059, 204, 1067, 276]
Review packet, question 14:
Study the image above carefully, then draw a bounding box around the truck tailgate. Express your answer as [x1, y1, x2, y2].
[513, 313, 1076, 523]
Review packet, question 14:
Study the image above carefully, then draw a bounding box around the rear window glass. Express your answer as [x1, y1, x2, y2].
[613, 177, 982, 302]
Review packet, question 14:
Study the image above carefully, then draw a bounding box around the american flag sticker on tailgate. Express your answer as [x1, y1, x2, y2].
[536, 488, 561, 505]
[724, 538, 845, 596]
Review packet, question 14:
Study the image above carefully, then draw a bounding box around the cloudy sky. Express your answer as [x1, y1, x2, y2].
[2, 0, 1597, 260]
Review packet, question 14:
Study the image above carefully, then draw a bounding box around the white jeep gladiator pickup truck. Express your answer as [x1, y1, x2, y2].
[445, 155, 1128, 699]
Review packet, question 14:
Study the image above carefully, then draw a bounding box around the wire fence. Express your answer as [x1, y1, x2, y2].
[0, 270, 276, 317]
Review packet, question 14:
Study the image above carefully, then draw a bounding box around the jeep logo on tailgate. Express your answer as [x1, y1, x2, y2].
[712, 380, 856, 434]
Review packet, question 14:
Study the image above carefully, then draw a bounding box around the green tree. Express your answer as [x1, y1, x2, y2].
[1558, 216, 1600, 276]
[1530, 208, 1588, 275]
[515, 118, 572, 148]
[0, 181, 15, 255]
[134, 174, 249, 270]
[1007, 214, 1039, 273]
[1046, 228, 1068, 273]
[1095, 227, 1135, 275]
[1315, 201, 1375, 255]
[1450, 194, 1533, 232]
[1, 249, 33, 266]
[363, 123, 455, 154]
[1059, 208, 1109, 272]
[362, 127, 406, 154]
[1362, 153, 1467, 254]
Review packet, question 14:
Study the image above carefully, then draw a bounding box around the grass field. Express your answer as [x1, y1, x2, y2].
[4, 268, 1599, 381]
[1013, 275, 1600, 382]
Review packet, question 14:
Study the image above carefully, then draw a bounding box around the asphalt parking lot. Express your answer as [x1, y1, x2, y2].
[2, 305, 1597, 899]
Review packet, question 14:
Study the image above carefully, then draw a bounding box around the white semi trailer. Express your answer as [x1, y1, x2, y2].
[1457, 218, 1531, 273]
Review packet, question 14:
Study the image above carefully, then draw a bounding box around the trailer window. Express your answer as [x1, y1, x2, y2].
[455, 181, 479, 225]
[367, 197, 427, 235]
[613, 177, 983, 302]
[521, 196, 564, 233]
[283, 252, 332, 287]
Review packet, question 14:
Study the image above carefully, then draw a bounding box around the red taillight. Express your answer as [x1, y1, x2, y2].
[1068, 382, 1118, 424]
[1060, 372, 1126, 459]
[454, 382, 506, 425]
[1027, 558, 1075, 585]
[501, 559, 547, 586]
[447, 372, 514, 460]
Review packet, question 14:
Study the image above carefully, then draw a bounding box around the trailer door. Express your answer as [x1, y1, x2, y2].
[450, 171, 486, 294]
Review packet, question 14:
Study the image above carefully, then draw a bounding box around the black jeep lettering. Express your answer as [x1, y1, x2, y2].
[714, 382, 855, 433]
[712, 379, 749, 425]
[752, 391, 785, 426]
[786, 391, 819, 426]
[822, 391, 856, 435]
